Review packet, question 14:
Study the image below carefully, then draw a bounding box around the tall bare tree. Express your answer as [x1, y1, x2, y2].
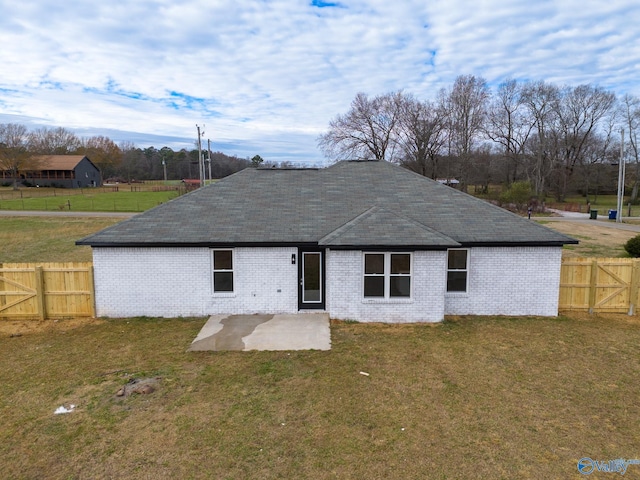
[577, 112, 619, 203]
[0, 123, 33, 189]
[442, 75, 489, 191]
[318, 91, 405, 161]
[521, 81, 560, 196]
[28, 126, 81, 154]
[397, 95, 447, 178]
[551, 85, 616, 200]
[621, 94, 640, 201]
[484, 79, 533, 184]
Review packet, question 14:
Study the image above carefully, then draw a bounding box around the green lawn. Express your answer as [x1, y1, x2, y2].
[552, 194, 640, 217]
[0, 315, 638, 478]
[0, 217, 123, 262]
[0, 190, 179, 212]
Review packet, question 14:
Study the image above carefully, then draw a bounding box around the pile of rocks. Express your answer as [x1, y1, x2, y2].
[115, 377, 161, 397]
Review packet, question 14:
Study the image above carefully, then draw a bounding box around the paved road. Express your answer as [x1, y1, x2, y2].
[541, 209, 640, 233]
[0, 210, 136, 218]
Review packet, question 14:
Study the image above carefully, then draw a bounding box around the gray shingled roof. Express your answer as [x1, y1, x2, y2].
[77, 160, 577, 249]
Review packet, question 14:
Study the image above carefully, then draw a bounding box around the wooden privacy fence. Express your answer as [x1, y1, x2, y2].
[0, 263, 94, 320]
[1, 258, 638, 320]
[559, 258, 640, 314]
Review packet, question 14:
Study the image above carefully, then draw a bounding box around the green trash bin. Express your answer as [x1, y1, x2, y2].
[590, 209, 598, 220]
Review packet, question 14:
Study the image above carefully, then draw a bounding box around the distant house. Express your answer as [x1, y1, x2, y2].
[10, 155, 101, 188]
[436, 178, 460, 187]
[181, 179, 201, 191]
[77, 160, 577, 322]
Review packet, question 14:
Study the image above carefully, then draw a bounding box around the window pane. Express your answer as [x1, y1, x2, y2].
[364, 277, 384, 297]
[391, 254, 410, 274]
[364, 254, 385, 274]
[214, 250, 233, 270]
[390, 276, 410, 297]
[448, 250, 467, 270]
[447, 271, 467, 292]
[304, 253, 321, 302]
[214, 272, 234, 292]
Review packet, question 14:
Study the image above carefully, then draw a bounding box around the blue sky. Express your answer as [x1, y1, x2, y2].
[1, 0, 639, 165]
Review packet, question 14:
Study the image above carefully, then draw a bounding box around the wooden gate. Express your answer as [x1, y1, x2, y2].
[0, 263, 95, 320]
[559, 258, 640, 314]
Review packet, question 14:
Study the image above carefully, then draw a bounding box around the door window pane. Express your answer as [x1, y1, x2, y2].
[303, 253, 321, 302]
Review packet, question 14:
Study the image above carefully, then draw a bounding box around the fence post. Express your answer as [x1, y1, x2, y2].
[629, 260, 640, 316]
[35, 266, 46, 320]
[588, 259, 598, 314]
[88, 265, 96, 318]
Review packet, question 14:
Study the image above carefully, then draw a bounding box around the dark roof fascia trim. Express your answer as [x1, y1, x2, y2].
[77, 240, 576, 248]
[326, 245, 455, 251]
[76, 241, 321, 248]
[457, 241, 578, 247]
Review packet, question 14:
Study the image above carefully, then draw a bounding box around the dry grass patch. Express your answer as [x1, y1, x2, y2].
[1, 315, 639, 478]
[538, 220, 637, 257]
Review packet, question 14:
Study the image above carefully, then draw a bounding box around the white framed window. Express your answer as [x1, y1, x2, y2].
[447, 249, 468, 292]
[363, 252, 411, 298]
[212, 249, 234, 293]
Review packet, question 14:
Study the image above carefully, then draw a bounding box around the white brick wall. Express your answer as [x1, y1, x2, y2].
[93, 247, 212, 317]
[92, 247, 298, 317]
[326, 250, 446, 323]
[444, 247, 562, 316]
[92, 245, 562, 320]
[204, 247, 298, 315]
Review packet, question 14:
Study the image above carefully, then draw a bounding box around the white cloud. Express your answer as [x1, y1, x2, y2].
[0, 0, 639, 163]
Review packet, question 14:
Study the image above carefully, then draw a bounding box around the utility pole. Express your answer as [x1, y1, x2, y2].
[617, 129, 625, 223]
[207, 139, 212, 182]
[161, 155, 167, 182]
[196, 125, 204, 187]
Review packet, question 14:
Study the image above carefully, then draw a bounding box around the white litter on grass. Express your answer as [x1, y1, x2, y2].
[54, 405, 75, 415]
[359, 371, 370, 376]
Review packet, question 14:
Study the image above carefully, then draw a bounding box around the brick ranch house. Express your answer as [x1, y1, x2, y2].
[77, 160, 577, 322]
[1, 155, 102, 188]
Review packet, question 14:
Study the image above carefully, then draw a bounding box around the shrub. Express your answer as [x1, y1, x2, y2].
[624, 235, 640, 257]
[499, 181, 533, 210]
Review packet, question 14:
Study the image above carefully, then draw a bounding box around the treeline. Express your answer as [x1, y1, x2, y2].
[319, 76, 640, 202]
[0, 124, 254, 184]
[118, 146, 251, 182]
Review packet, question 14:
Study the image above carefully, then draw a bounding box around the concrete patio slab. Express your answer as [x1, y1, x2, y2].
[188, 313, 331, 351]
